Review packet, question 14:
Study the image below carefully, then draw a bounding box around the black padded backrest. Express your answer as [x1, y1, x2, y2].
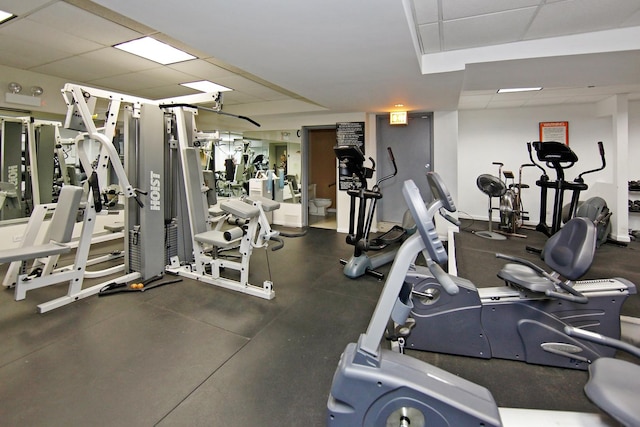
[543, 217, 596, 280]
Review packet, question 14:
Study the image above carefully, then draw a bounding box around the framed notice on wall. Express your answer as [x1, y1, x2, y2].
[539, 121, 569, 145]
[336, 122, 365, 190]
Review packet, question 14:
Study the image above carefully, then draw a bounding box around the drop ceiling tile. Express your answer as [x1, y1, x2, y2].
[134, 85, 196, 100]
[168, 59, 237, 80]
[0, 0, 51, 16]
[88, 73, 164, 92]
[88, 67, 194, 92]
[443, 7, 537, 50]
[0, 35, 71, 68]
[143, 66, 197, 85]
[418, 23, 441, 53]
[27, 2, 143, 46]
[526, 0, 640, 39]
[80, 48, 160, 73]
[213, 76, 289, 100]
[222, 91, 264, 105]
[412, 0, 439, 24]
[442, 0, 542, 20]
[31, 56, 120, 82]
[0, 18, 103, 55]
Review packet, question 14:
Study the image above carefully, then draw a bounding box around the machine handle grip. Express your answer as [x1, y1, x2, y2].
[492, 162, 504, 166]
[545, 289, 588, 304]
[496, 253, 546, 275]
[564, 326, 640, 358]
[496, 253, 588, 303]
[134, 196, 144, 209]
[597, 140, 605, 157]
[270, 236, 284, 251]
[427, 259, 458, 295]
[440, 211, 461, 226]
[387, 147, 398, 176]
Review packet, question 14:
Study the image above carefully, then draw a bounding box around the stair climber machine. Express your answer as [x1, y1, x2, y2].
[327, 172, 640, 427]
[335, 144, 415, 279]
[393, 172, 636, 370]
[529, 140, 606, 237]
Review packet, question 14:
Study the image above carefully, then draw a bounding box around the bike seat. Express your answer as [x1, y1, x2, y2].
[497, 217, 597, 293]
[497, 263, 555, 294]
[584, 357, 640, 426]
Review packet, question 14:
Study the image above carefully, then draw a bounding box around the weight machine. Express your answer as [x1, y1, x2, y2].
[0, 84, 146, 312]
[159, 104, 281, 299]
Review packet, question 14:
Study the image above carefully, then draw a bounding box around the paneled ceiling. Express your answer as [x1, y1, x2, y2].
[0, 0, 639, 128]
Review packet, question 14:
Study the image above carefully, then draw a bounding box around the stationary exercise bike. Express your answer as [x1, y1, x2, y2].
[397, 175, 636, 370]
[498, 163, 536, 238]
[335, 144, 415, 279]
[327, 173, 640, 426]
[530, 141, 606, 237]
[476, 161, 536, 239]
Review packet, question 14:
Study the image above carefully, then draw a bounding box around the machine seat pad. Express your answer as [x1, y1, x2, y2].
[584, 357, 640, 426]
[0, 242, 71, 264]
[207, 206, 226, 217]
[245, 196, 280, 212]
[220, 199, 260, 219]
[497, 263, 555, 293]
[194, 230, 240, 248]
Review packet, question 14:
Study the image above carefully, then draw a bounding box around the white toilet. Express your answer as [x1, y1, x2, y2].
[308, 184, 332, 216]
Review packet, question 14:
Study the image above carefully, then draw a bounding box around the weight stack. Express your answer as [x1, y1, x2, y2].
[128, 222, 177, 273]
[165, 221, 178, 266]
[128, 226, 142, 273]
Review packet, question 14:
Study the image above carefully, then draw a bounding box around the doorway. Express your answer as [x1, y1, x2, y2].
[376, 113, 433, 224]
[306, 127, 337, 229]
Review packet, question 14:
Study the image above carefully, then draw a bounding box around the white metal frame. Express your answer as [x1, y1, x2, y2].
[164, 106, 277, 300]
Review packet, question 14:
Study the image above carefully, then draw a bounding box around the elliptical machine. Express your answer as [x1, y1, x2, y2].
[327, 173, 640, 427]
[335, 144, 415, 279]
[529, 141, 606, 237]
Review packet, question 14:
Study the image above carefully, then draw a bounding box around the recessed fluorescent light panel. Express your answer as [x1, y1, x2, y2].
[114, 37, 195, 65]
[497, 87, 542, 94]
[0, 10, 16, 24]
[181, 80, 232, 93]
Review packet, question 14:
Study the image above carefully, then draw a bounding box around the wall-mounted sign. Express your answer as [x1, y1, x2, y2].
[336, 121, 365, 151]
[539, 121, 569, 145]
[336, 122, 365, 190]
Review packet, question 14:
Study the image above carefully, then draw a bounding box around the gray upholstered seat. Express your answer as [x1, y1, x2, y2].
[498, 217, 597, 293]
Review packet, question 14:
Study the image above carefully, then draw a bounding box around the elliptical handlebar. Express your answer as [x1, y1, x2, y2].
[576, 141, 606, 182]
[374, 147, 398, 188]
[527, 142, 547, 177]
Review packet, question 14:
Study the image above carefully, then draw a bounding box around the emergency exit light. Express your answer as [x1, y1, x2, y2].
[390, 111, 408, 125]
